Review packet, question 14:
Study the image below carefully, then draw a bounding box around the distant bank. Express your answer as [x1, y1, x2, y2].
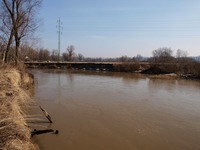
[25, 61, 200, 80]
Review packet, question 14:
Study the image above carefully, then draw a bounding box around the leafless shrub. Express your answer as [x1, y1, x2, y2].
[113, 62, 140, 72]
[152, 47, 175, 63]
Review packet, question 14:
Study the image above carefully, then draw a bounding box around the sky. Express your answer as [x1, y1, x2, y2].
[39, 0, 200, 57]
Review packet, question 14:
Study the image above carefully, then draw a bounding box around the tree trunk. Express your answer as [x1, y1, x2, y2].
[4, 29, 14, 63]
[14, 35, 20, 65]
[2, 51, 6, 63]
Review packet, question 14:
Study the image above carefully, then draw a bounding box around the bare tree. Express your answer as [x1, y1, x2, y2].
[0, 3, 14, 63]
[152, 47, 174, 63]
[63, 45, 76, 61]
[1, 0, 42, 64]
[77, 53, 84, 62]
[0, 41, 5, 61]
[51, 49, 59, 61]
[38, 49, 50, 61]
[176, 49, 188, 62]
[120, 55, 129, 62]
[19, 43, 39, 61]
[136, 54, 143, 61]
[26, 48, 39, 61]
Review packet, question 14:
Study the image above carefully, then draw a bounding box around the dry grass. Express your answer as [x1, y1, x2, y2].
[0, 65, 37, 150]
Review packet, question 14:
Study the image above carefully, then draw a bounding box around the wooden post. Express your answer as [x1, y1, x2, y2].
[39, 106, 53, 123]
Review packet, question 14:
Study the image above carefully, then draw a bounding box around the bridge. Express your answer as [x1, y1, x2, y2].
[25, 62, 118, 71]
[24, 61, 148, 71]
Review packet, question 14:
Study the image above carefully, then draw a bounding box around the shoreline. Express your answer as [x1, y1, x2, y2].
[28, 66, 200, 81]
[0, 65, 37, 150]
[25, 61, 200, 80]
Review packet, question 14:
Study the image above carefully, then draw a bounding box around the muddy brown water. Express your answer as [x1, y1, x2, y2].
[30, 69, 200, 150]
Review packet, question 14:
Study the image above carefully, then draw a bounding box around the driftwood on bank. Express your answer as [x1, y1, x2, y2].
[30, 107, 59, 137]
[31, 129, 59, 137]
[39, 106, 53, 123]
[31, 129, 52, 137]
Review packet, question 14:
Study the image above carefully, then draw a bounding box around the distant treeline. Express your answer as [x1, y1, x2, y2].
[0, 44, 200, 78]
[0, 44, 146, 62]
[0, 44, 199, 63]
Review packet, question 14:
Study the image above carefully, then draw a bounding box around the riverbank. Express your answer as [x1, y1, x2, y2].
[0, 65, 37, 149]
[25, 61, 200, 80]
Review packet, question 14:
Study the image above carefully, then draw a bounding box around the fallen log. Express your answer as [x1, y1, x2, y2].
[31, 129, 54, 137]
[39, 106, 53, 123]
[27, 120, 51, 124]
[31, 129, 59, 137]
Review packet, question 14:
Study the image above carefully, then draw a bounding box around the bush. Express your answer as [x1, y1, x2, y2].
[176, 61, 200, 77]
[113, 63, 140, 72]
[191, 62, 200, 77]
[142, 63, 176, 74]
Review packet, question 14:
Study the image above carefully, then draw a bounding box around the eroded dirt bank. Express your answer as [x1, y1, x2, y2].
[0, 65, 37, 150]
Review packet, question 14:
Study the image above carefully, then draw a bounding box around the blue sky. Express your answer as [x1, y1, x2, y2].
[39, 0, 200, 57]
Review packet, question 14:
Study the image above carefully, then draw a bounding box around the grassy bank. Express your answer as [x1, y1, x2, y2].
[0, 65, 37, 150]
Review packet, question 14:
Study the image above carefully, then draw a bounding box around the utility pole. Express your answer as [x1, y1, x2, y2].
[57, 18, 62, 61]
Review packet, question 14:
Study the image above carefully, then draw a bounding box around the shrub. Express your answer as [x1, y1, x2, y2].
[113, 62, 140, 72]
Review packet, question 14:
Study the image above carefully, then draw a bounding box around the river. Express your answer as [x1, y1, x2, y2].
[30, 69, 200, 150]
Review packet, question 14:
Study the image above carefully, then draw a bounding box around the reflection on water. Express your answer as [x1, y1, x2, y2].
[30, 69, 200, 150]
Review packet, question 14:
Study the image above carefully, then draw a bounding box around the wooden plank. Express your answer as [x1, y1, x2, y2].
[39, 106, 53, 123]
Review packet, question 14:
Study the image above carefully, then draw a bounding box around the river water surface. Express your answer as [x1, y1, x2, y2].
[31, 69, 200, 150]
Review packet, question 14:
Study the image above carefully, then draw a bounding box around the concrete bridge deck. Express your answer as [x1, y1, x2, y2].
[24, 62, 117, 70]
[24, 61, 147, 71]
